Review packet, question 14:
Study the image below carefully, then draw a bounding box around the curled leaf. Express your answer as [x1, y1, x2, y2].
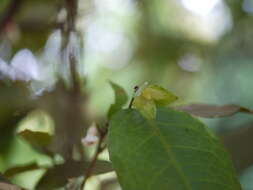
[4, 163, 39, 178]
[17, 110, 54, 146]
[176, 104, 253, 118]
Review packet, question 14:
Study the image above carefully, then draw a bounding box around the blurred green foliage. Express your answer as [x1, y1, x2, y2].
[1, 0, 253, 189]
[0, 0, 10, 13]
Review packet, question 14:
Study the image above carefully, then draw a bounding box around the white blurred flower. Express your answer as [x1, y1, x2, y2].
[0, 49, 41, 81]
[178, 54, 202, 72]
[181, 0, 221, 16]
[82, 124, 99, 146]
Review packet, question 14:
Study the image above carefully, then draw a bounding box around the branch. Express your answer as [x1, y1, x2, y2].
[65, 0, 77, 32]
[62, 0, 81, 94]
[128, 86, 139, 108]
[55, 0, 84, 159]
[61, 0, 77, 48]
[0, 0, 22, 35]
[81, 123, 109, 189]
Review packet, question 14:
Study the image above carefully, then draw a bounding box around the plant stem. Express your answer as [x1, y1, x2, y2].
[128, 85, 139, 108]
[81, 123, 109, 189]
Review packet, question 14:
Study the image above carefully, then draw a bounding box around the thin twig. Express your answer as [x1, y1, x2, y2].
[128, 85, 139, 108]
[81, 123, 109, 189]
[128, 97, 134, 109]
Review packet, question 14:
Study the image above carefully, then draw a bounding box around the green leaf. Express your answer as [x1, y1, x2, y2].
[107, 82, 128, 118]
[132, 96, 156, 119]
[0, 0, 10, 13]
[4, 162, 39, 177]
[141, 85, 178, 105]
[108, 107, 241, 190]
[0, 81, 32, 151]
[17, 110, 54, 146]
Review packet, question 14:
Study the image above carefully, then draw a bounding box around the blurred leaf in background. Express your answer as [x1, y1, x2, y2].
[17, 110, 54, 146]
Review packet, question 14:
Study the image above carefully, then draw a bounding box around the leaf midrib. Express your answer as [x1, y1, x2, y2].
[148, 119, 193, 190]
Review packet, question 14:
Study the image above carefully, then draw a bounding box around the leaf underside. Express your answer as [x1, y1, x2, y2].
[108, 107, 241, 190]
[176, 104, 253, 118]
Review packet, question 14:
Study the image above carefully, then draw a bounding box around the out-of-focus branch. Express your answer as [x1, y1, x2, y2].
[61, 0, 77, 48]
[65, 0, 77, 32]
[0, 0, 22, 35]
[49, 0, 85, 159]
[63, 0, 80, 92]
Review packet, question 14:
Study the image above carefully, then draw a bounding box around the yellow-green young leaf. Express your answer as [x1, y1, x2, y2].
[108, 82, 128, 118]
[108, 108, 242, 190]
[142, 85, 178, 106]
[17, 110, 54, 146]
[132, 95, 156, 119]
[132, 84, 177, 119]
